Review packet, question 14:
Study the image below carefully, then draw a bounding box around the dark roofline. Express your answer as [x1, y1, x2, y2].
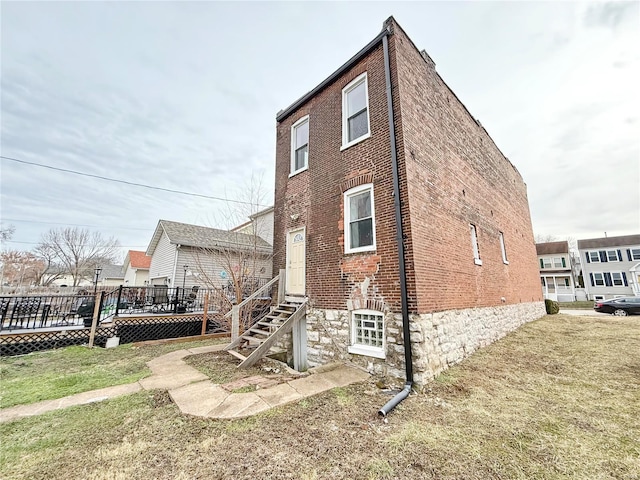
[577, 234, 640, 249]
[276, 28, 390, 123]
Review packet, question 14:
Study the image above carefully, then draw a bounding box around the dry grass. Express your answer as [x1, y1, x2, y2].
[1, 314, 638, 479]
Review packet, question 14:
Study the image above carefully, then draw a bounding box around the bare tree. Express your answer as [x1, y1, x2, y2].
[0, 224, 15, 242]
[534, 234, 558, 244]
[0, 250, 45, 287]
[192, 174, 274, 330]
[37, 227, 121, 287]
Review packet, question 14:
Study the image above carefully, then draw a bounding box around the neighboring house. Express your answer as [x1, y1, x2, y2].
[44, 268, 93, 288]
[271, 17, 544, 387]
[97, 264, 125, 287]
[146, 220, 272, 289]
[536, 241, 575, 302]
[122, 250, 151, 286]
[578, 234, 640, 300]
[231, 206, 274, 246]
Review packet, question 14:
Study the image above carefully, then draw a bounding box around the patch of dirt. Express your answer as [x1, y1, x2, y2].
[183, 351, 297, 388]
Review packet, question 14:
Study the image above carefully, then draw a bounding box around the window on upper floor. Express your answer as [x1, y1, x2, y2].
[341, 73, 370, 149]
[290, 115, 309, 176]
[344, 183, 376, 254]
[470, 224, 482, 265]
[593, 272, 605, 286]
[348, 309, 385, 359]
[607, 250, 620, 262]
[541, 258, 552, 269]
[631, 248, 640, 261]
[553, 257, 567, 268]
[499, 232, 509, 264]
[588, 251, 600, 263]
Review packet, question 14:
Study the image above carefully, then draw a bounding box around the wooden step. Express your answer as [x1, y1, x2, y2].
[273, 309, 294, 315]
[241, 335, 265, 344]
[227, 349, 246, 361]
[257, 320, 279, 327]
[248, 327, 271, 336]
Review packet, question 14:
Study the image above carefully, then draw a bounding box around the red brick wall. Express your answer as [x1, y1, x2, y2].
[273, 42, 415, 312]
[273, 18, 541, 314]
[391, 21, 542, 312]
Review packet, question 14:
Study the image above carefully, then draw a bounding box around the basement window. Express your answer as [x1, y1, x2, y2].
[348, 309, 385, 359]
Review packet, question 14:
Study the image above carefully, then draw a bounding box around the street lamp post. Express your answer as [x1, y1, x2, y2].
[182, 265, 188, 291]
[94, 267, 102, 295]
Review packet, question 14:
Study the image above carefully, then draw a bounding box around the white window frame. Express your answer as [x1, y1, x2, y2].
[341, 72, 371, 151]
[594, 295, 605, 301]
[553, 257, 563, 268]
[606, 250, 619, 262]
[631, 248, 640, 261]
[470, 224, 482, 265]
[589, 251, 600, 263]
[499, 232, 509, 264]
[290, 115, 309, 177]
[542, 258, 552, 269]
[348, 309, 385, 359]
[593, 272, 605, 286]
[611, 272, 624, 286]
[344, 183, 376, 254]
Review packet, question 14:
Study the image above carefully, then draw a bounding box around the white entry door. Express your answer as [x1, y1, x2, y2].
[286, 228, 305, 295]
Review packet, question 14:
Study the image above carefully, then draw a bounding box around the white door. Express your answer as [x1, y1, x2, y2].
[286, 228, 305, 295]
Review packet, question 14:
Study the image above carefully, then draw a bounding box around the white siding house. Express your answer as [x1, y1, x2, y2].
[146, 220, 273, 291]
[536, 241, 575, 302]
[579, 234, 640, 300]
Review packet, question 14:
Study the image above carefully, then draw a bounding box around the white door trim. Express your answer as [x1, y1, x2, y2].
[286, 226, 306, 296]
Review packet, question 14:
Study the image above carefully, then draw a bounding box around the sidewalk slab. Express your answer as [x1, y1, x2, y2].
[255, 382, 302, 408]
[186, 344, 227, 355]
[320, 365, 370, 388]
[0, 383, 141, 423]
[139, 368, 207, 390]
[288, 374, 336, 396]
[206, 392, 271, 419]
[169, 381, 229, 417]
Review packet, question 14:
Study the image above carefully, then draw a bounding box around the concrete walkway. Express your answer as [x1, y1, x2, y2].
[0, 344, 369, 423]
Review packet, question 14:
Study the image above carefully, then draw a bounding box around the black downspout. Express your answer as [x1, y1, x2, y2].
[378, 30, 414, 417]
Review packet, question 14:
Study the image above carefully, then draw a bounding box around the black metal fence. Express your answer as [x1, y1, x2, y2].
[0, 279, 273, 333]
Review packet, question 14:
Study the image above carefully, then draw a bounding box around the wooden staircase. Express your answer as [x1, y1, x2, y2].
[225, 300, 307, 368]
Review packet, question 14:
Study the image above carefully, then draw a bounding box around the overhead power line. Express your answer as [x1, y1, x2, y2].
[1, 218, 152, 231]
[4, 239, 147, 248]
[1, 155, 271, 207]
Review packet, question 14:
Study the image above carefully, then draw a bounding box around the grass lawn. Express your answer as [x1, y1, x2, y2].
[0, 338, 228, 408]
[1, 314, 638, 479]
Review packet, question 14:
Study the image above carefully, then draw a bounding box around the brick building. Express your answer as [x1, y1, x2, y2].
[272, 17, 544, 388]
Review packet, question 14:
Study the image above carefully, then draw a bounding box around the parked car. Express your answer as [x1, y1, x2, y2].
[594, 297, 640, 316]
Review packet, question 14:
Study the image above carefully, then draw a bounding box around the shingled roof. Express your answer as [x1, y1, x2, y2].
[146, 220, 272, 256]
[577, 234, 640, 250]
[535, 241, 569, 256]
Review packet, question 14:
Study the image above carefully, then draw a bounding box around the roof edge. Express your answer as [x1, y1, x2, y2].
[276, 27, 390, 123]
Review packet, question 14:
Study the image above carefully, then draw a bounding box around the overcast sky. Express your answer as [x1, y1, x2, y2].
[1, 1, 639, 262]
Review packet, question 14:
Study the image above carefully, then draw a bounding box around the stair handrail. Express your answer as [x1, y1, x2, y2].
[223, 273, 280, 319]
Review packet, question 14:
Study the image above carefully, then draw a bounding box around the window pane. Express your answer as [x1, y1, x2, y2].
[349, 191, 371, 221]
[607, 251, 618, 261]
[348, 109, 368, 142]
[295, 120, 308, 148]
[350, 218, 373, 249]
[612, 273, 623, 286]
[295, 145, 308, 170]
[347, 81, 366, 116]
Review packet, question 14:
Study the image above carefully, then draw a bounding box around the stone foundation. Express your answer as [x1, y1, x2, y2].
[303, 301, 546, 388]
